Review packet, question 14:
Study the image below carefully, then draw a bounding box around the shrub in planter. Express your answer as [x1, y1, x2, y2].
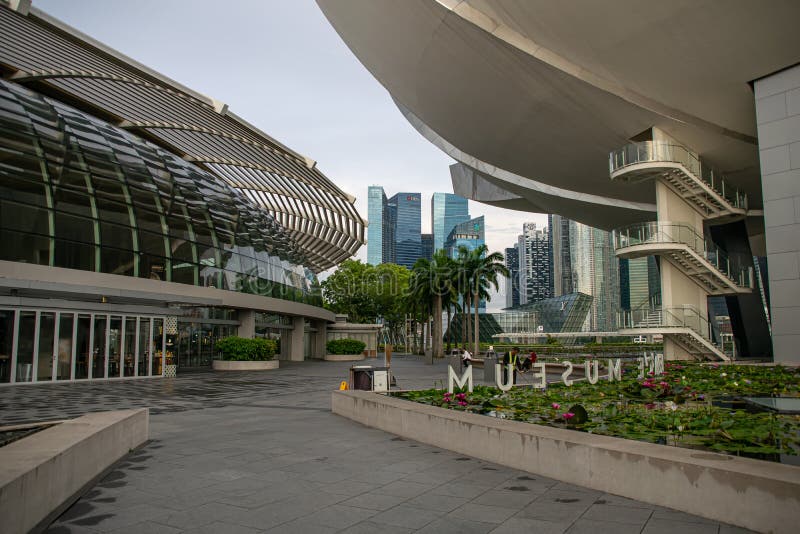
[216, 336, 277, 361]
[326, 338, 366, 355]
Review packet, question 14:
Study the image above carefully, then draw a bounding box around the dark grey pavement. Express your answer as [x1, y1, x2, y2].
[0, 356, 753, 533]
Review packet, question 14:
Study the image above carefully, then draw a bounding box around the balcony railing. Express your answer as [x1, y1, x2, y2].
[618, 305, 713, 341]
[612, 221, 753, 288]
[609, 141, 748, 210]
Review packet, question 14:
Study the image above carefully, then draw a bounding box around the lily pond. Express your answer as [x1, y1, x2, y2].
[397, 363, 800, 461]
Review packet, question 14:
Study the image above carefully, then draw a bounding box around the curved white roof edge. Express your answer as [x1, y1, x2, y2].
[433, 0, 756, 145]
[397, 100, 656, 213]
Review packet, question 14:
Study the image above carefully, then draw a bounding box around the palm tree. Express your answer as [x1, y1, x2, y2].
[460, 245, 508, 356]
[409, 258, 434, 362]
[410, 252, 456, 363]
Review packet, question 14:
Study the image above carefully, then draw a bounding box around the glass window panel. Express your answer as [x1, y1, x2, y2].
[56, 313, 74, 381]
[16, 311, 35, 382]
[75, 314, 91, 380]
[108, 316, 122, 378]
[55, 211, 94, 243]
[37, 312, 55, 381]
[138, 230, 167, 257]
[151, 318, 163, 376]
[0, 230, 50, 265]
[123, 317, 136, 377]
[96, 199, 132, 225]
[171, 239, 196, 263]
[1, 199, 51, 234]
[0, 310, 15, 383]
[172, 262, 197, 285]
[52, 189, 94, 218]
[140, 254, 167, 281]
[92, 315, 107, 379]
[101, 247, 135, 277]
[54, 239, 95, 272]
[137, 318, 151, 377]
[100, 221, 133, 250]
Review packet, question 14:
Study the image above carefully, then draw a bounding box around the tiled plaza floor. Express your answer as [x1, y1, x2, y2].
[1, 356, 754, 533]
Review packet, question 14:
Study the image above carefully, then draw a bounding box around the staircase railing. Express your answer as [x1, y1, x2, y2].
[609, 140, 748, 210]
[618, 304, 714, 343]
[612, 221, 753, 288]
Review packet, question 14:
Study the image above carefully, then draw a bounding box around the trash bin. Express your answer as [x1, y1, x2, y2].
[350, 365, 390, 392]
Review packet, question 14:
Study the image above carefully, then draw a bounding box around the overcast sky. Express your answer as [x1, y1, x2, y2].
[36, 0, 549, 308]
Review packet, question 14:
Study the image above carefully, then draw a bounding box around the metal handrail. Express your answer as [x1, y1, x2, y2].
[609, 140, 748, 210]
[617, 304, 713, 342]
[612, 221, 753, 288]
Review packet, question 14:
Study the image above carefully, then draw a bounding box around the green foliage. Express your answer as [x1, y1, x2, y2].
[321, 260, 410, 329]
[397, 363, 800, 459]
[326, 338, 366, 355]
[215, 336, 277, 361]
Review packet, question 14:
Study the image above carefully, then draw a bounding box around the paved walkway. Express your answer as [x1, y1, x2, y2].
[1, 356, 752, 533]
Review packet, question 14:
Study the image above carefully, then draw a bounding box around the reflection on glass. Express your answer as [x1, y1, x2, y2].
[137, 318, 150, 377]
[109, 316, 122, 378]
[16, 311, 35, 382]
[56, 314, 74, 380]
[37, 312, 56, 381]
[0, 310, 15, 383]
[123, 317, 136, 377]
[92, 315, 107, 379]
[75, 314, 91, 379]
[151, 318, 163, 376]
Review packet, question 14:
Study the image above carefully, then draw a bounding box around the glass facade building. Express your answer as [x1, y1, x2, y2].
[518, 223, 553, 305]
[0, 80, 318, 304]
[387, 192, 421, 268]
[444, 216, 485, 258]
[367, 185, 386, 265]
[432, 192, 469, 252]
[421, 233, 433, 261]
[0, 3, 368, 383]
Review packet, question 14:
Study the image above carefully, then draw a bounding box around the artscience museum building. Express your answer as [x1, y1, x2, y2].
[318, 0, 800, 362]
[0, 1, 366, 384]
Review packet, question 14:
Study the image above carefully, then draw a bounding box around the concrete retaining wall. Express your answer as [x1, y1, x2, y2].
[332, 391, 800, 534]
[212, 360, 279, 371]
[0, 408, 149, 534]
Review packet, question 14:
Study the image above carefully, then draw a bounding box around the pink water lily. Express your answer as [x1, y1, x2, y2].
[455, 393, 467, 401]
[551, 403, 561, 410]
[562, 412, 575, 420]
[458, 401, 467, 407]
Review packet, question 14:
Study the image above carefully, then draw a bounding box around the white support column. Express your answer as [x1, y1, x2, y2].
[289, 316, 305, 361]
[237, 310, 256, 339]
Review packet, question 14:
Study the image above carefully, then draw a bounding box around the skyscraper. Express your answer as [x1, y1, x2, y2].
[518, 223, 552, 306]
[445, 216, 485, 257]
[432, 192, 470, 252]
[504, 246, 521, 308]
[367, 185, 387, 265]
[549, 214, 573, 296]
[620, 257, 660, 311]
[387, 192, 422, 268]
[421, 233, 433, 262]
[569, 221, 619, 332]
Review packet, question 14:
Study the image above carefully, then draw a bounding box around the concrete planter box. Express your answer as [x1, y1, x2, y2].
[212, 360, 279, 371]
[324, 353, 365, 362]
[332, 390, 800, 534]
[0, 409, 149, 534]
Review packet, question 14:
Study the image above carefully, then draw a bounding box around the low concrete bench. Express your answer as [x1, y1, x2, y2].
[0, 408, 149, 534]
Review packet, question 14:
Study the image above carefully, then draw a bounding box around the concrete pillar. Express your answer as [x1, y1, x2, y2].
[289, 316, 305, 361]
[755, 64, 800, 364]
[237, 310, 256, 339]
[312, 320, 328, 359]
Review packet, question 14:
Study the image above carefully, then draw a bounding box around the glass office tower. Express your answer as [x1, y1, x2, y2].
[432, 192, 469, 252]
[387, 193, 421, 268]
[367, 186, 386, 265]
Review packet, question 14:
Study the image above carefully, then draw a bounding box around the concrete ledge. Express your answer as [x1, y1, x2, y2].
[212, 360, 279, 371]
[332, 391, 800, 534]
[324, 353, 365, 362]
[0, 408, 149, 534]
